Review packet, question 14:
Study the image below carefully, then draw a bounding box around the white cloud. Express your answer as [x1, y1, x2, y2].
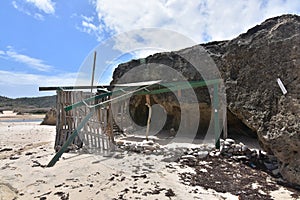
[1, 47, 53, 72]
[85, 0, 300, 47]
[82, 21, 98, 33]
[0, 70, 78, 98]
[81, 15, 94, 23]
[33, 13, 45, 20]
[111, 28, 196, 54]
[12, 0, 55, 20]
[12, 1, 33, 17]
[26, 0, 55, 14]
[0, 70, 76, 86]
[76, 15, 110, 41]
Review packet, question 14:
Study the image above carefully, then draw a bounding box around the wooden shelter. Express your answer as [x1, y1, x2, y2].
[54, 89, 113, 154]
[39, 79, 226, 167]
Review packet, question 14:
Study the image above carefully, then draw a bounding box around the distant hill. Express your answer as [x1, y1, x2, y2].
[0, 95, 56, 114]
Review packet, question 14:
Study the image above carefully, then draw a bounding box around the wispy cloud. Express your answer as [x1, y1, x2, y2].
[26, 0, 55, 14]
[0, 70, 76, 86]
[76, 14, 112, 41]
[1, 47, 53, 72]
[81, 0, 300, 46]
[12, 0, 55, 20]
[0, 70, 78, 98]
[81, 20, 98, 34]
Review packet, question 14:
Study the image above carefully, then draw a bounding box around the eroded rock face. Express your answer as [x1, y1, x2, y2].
[41, 108, 56, 126]
[111, 14, 300, 185]
[216, 15, 300, 185]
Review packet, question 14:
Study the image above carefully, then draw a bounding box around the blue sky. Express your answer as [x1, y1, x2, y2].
[0, 0, 299, 98]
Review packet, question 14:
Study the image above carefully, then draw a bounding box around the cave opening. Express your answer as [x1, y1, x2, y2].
[226, 109, 258, 139]
[128, 94, 258, 147]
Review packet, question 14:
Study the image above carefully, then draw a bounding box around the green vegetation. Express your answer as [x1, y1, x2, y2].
[0, 95, 56, 114]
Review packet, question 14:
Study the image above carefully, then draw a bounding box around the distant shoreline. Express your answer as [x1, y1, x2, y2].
[0, 110, 45, 122]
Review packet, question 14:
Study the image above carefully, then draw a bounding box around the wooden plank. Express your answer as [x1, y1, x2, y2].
[39, 85, 110, 91]
[213, 83, 220, 149]
[47, 111, 94, 167]
[91, 51, 97, 93]
[145, 95, 151, 141]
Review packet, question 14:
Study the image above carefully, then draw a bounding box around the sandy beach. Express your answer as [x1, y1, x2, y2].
[0, 113, 299, 200]
[0, 111, 44, 122]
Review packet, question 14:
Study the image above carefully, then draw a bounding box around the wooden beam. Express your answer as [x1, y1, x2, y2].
[39, 85, 110, 91]
[91, 51, 97, 93]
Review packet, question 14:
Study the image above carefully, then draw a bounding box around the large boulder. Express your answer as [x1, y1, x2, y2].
[216, 14, 300, 185]
[41, 108, 56, 126]
[111, 14, 300, 185]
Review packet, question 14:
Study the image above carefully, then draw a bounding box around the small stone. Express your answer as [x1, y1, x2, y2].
[228, 148, 234, 153]
[116, 140, 124, 146]
[235, 144, 241, 149]
[143, 144, 156, 151]
[225, 138, 235, 144]
[272, 168, 280, 176]
[220, 145, 229, 153]
[181, 155, 196, 160]
[209, 152, 215, 157]
[144, 150, 152, 155]
[233, 155, 248, 161]
[241, 145, 250, 152]
[234, 146, 241, 153]
[214, 152, 221, 157]
[133, 144, 142, 152]
[199, 168, 208, 173]
[197, 151, 208, 159]
[142, 140, 154, 146]
[187, 150, 194, 155]
[264, 162, 278, 170]
[239, 142, 245, 146]
[251, 150, 258, 157]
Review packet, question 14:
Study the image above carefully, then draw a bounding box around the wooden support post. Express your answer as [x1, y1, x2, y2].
[145, 95, 151, 141]
[91, 51, 97, 93]
[120, 102, 124, 131]
[213, 83, 220, 149]
[223, 106, 228, 139]
[107, 103, 115, 144]
[178, 89, 181, 98]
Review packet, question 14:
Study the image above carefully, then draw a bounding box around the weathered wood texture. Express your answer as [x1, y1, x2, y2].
[55, 90, 113, 153]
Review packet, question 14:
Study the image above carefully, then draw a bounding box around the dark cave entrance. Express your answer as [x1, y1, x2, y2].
[128, 94, 258, 147]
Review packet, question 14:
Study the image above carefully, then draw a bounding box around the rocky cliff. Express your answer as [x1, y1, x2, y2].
[111, 14, 300, 185]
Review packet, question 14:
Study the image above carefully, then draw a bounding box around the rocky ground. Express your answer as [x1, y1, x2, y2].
[1, 114, 300, 200]
[116, 137, 300, 200]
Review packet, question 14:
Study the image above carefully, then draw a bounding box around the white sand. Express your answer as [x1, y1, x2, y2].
[0, 119, 234, 200]
[0, 114, 297, 199]
[0, 111, 44, 122]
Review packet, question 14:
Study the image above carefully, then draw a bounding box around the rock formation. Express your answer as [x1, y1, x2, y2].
[111, 14, 300, 185]
[41, 108, 56, 126]
[216, 14, 300, 185]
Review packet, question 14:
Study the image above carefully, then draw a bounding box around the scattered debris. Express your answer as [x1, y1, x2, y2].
[165, 188, 176, 197]
[0, 148, 13, 153]
[9, 156, 20, 160]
